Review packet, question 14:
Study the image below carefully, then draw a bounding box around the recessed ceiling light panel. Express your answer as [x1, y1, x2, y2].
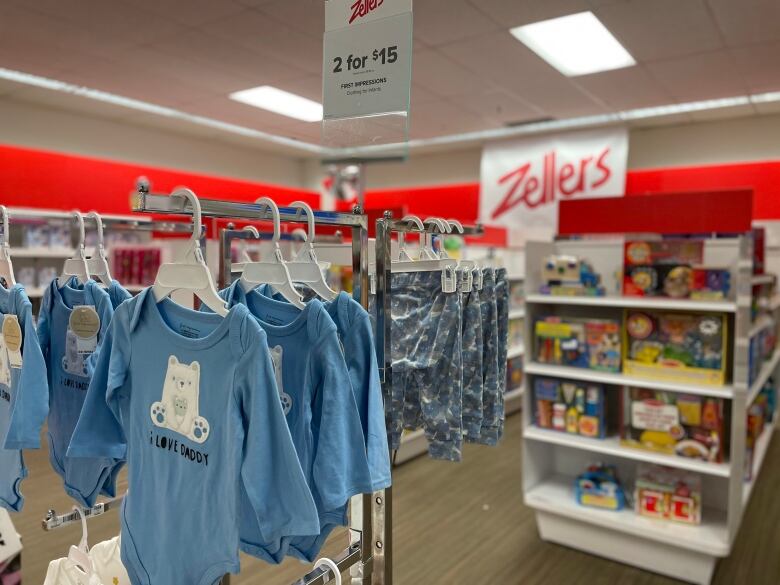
[229, 85, 323, 122]
[510, 11, 636, 76]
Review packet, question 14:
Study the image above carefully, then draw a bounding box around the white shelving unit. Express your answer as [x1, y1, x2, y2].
[509, 307, 525, 319]
[507, 345, 525, 360]
[521, 237, 779, 585]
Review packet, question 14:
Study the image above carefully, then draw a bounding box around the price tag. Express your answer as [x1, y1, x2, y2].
[69, 306, 100, 354]
[323, 0, 412, 120]
[2, 315, 22, 368]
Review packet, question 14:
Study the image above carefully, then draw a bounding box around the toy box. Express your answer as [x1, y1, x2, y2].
[620, 388, 727, 462]
[690, 268, 731, 300]
[508, 317, 524, 349]
[534, 377, 611, 438]
[623, 240, 703, 297]
[745, 379, 777, 480]
[506, 356, 523, 392]
[535, 317, 621, 372]
[540, 254, 605, 296]
[623, 310, 727, 386]
[575, 464, 626, 511]
[635, 464, 702, 524]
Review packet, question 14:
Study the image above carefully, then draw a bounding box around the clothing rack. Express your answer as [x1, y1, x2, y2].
[132, 190, 378, 585]
[1, 206, 189, 233]
[42, 497, 123, 531]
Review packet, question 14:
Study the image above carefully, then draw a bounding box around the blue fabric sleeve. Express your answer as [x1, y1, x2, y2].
[4, 300, 49, 450]
[36, 288, 52, 365]
[236, 319, 320, 541]
[346, 309, 392, 491]
[67, 305, 130, 461]
[312, 329, 374, 511]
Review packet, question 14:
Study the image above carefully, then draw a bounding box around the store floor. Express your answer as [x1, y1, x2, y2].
[17, 415, 780, 584]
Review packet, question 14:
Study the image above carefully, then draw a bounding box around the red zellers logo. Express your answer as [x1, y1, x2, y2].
[491, 147, 612, 220]
[350, 0, 384, 24]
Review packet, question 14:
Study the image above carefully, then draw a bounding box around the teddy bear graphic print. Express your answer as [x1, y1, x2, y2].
[150, 356, 210, 444]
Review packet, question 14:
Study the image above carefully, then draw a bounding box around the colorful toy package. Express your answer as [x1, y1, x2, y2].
[635, 463, 702, 525]
[506, 355, 523, 392]
[540, 255, 605, 296]
[535, 317, 621, 372]
[620, 388, 728, 462]
[623, 310, 727, 386]
[745, 379, 777, 480]
[575, 464, 626, 511]
[623, 240, 704, 297]
[534, 377, 612, 438]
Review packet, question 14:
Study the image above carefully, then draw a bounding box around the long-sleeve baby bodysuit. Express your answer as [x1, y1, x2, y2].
[68, 289, 319, 585]
[0, 284, 48, 511]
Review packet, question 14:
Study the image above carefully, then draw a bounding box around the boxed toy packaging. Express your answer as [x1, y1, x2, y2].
[635, 463, 702, 525]
[534, 377, 613, 438]
[623, 310, 727, 386]
[540, 254, 605, 296]
[620, 388, 727, 462]
[575, 464, 626, 511]
[535, 316, 621, 372]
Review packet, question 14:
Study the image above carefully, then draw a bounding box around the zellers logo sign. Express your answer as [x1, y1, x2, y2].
[490, 147, 612, 220]
[350, 0, 384, 23]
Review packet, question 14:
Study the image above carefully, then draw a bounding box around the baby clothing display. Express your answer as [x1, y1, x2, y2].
[90, 536, 131, 585]
[0, 284, 47, 511]
[68, 290, 320, 585]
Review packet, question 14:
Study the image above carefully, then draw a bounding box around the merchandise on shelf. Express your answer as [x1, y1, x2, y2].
[753, 227, 765, 275]
[748, 317, 777, 386]
[506, 355, 523, 392]
[37, 266, 58, 289]
[539, 254, 605, 296]
[575, 464, 626, 511]
[49, 224, 71, 248]
[623, 310, 727, 386]
[623, 240, 730, 300]
[17, 266, 36, 288]
[535, 316, 621, 372]
[745, 379, 777, 481]
[508, 317, 524, 349]
[509, 279, 524, 308]
[635, 463, 702, 525]
[534, 377, 608, 438]
[23, 224, 50, 248]
[113, 247, 162, 285]
[620, 388, 727, 462]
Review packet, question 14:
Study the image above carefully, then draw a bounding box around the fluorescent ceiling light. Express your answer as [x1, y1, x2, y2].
[229, 85, 323, 122]
[510, 11, 635, 76]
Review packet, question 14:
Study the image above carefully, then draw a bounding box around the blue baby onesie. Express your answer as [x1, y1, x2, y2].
[216, 282, 373, 563]
[68, 290, 320, 585]
[257, 286, 391, 492]
[107, 280, 132, 309]
[0, 285, 48, 511]
[37, 278, 117, 506]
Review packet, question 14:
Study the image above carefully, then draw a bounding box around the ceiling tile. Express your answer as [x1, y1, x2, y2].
[708, 0, 780, 46]
[126, 0, 246, 27]
[646, 50, 748, 102]
[9, 86, 136, 121]
[465, 0, 591, 28]
[412, 49, 496, 97]
[595, 0, 724, 62]
[411, 84, 442, 105]
[730, 41, 780, 93]
[203, 9, 322, 75]
[414, 0, 499, 46]
[278, 75, 322, 102]
[179, 95, 304, 130]
[409, 100, 493, 139]
[447, 88, 543, 126]
[438, 33, 606, 118]
[255, 0, 324, 38]
[574, 65, 674, 110]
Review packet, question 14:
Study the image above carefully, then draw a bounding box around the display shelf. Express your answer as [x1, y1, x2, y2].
[750, 274, 775, 286]
[508, 308, 525, 319]
[525, 475, 730, 557]
[748, 314, 774, 338]
[524, 426, 731, 477]
[770, 295, 780, 311]
[505, 386, 524, 415]
[524, 362, 735, 399]
[25, 286, 46, 298]
[507, 345, 525, 360]
[525, 293, 737, 313]
[10, 246, 74, 258]
[747, 348, 780, 406]
[743, 422, 776, 507]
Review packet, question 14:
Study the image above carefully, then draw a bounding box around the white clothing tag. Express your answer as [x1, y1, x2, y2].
[2, 315, 22, 368]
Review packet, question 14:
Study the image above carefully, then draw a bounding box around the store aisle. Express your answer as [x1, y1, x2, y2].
[16, 415, 780, 584]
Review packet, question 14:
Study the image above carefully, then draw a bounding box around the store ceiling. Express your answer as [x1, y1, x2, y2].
[1, 0, 779, 151]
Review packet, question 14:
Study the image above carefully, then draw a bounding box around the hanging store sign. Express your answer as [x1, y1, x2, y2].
[323, 0, 413, 120]
[479, 127, 628, 237]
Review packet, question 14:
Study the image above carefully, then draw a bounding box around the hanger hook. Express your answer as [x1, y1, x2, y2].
[170, 188, 202, 245]
[446, 219, 464, 234]
[71, 211, 86, 250]
[290, 201, 315, 244]
[243, 226, 260, 238]
[399, 214, 424, 249]
[0, 205, 9, 247]
[254, 197, 280, 242]
[72, 505, 89, 552]
[86, 211, 105, 247]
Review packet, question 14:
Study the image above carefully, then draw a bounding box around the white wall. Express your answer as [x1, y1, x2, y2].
[0, 96, 308, 188]
[358, 112, 780, 190]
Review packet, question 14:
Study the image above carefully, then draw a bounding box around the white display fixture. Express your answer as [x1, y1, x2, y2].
[521, 237, 779, 585]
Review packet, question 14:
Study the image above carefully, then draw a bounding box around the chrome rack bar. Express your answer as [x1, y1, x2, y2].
[290, 543, 362, 585]
[42, 497, 124, 531]
[1, 206, 190, 234]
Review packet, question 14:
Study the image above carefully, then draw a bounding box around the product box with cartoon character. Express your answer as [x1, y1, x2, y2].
[623, 310, 727, 386]
[535, 316, 621, 373]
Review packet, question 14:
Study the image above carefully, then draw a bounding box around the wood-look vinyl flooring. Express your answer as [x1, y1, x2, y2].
[13, 415, 780, 584]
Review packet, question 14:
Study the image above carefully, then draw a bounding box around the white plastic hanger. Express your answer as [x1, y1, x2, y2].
[0, 205, 16, 288]
[419, 217, 451, 260]
[86, 211, 112, 285]
[447, 219, 475, 293]
[151, 189, 229, 316]
[61, 211, 90, 285]
[395, 215, 424, 262]
[392, 216, 458, 293]
[313, 557, 342, 585]
[239, 198, 306, 308]
[66, 506, 95, 578]
[286, 201, 337, 300]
